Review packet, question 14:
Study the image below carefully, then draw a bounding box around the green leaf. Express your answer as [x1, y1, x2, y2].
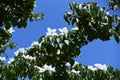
[64, 13, 70, 24]
[68, 57, 74, 67]
[39, 36, 45, 42]
[4, 22, 11, 30]
[8, 41, 16, 49]
[59, 43, 64, 49]
[41, 13, 45, 20]
[112, 30, 120, 43]
[56, 38, 61, 44]
[72, 18, 76, 26]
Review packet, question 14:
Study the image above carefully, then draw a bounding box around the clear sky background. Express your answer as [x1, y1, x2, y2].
[7, 0, 120, 69]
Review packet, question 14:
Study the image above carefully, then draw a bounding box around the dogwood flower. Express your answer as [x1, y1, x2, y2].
[43, 64, 55, 72]
[31, 41, 39, 46]
[8, 27, 15, 34]
[71, 27, 79, 30]
[46, 27, 57, 36]
[0, 56, 6, 61]
[66, 62, 71, 67]
[58, 27, 68, 35]
[94, 63, 108, 71]
[72, 61, 79, 67]
[35, 64, 55, 73]
[88, 65, 97, 71]
[22, 55, 35, 60]
[14, 48, 26, 56]
[8, 58, 15, 64]
[71, 69, 80, 74]
[35, 66, 45, 73]
[88, 63, 108, 71]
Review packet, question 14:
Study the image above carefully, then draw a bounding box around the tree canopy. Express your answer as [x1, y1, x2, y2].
[0, 0, 120, 80]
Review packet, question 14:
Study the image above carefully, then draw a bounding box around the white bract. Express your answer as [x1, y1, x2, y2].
[67, 12, 72, 15]
[35, 66, 45, 73]
[31, 41, 40, 46]
[72, 61, 79, 67]
[88, 63, 108, 71]
[46, 27, 57, 36]
[14, 48, 26, 56]
[22, 55, 35, 60]
[8, 58, 15, 64]
[66, 62, 71, 67]
[58, 27, 68, 35]
[71, 27, 79, 30]
[8, 27, 15, 34]
[71, 69, 80, 74]
[35, 64, 55, 73]
[43, 64, 55, 72]
[94, 63, 108, 71]
[88, 65, 97, 71]
[0, 56, 6, 61]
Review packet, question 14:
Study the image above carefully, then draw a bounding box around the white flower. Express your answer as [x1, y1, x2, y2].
[79, 4, 82, 9]
[71, 27, 79, 30]
[88, 65, 97, 71]
[88, 63, 108, 71]
[46, 27, 57, 36]
[73, 61, 79, 67]
[8, 27, 15, 34]
[57, 49, 60, 55]
[66, 62, 71, 67]
[22, 55, 35, 60]
[35, 64, 55, 73]
[14, 48, 26, 56]
[94, 63, 107, 71]
[35, 66, 45, 73]
[31, 41, 39, 46]
[43, 64, 55, 72]
[0, 56, 6, 61]
[8, 58, 15, 64]
[58, 27, 68, 35]
[71, 69, 80, 74]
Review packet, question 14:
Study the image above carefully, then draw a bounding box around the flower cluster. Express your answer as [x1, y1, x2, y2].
[46, 27, 78, 36]
[88, 63, 108, 71]
[8, 47, 36, 64]
[35, 64, 55, 73]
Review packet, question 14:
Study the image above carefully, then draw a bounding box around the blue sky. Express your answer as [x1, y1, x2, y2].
[8, 0, 120, 69]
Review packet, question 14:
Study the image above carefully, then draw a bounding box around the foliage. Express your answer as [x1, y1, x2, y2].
[0, 0, 120, 80]
[0, 0, 44, 53]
